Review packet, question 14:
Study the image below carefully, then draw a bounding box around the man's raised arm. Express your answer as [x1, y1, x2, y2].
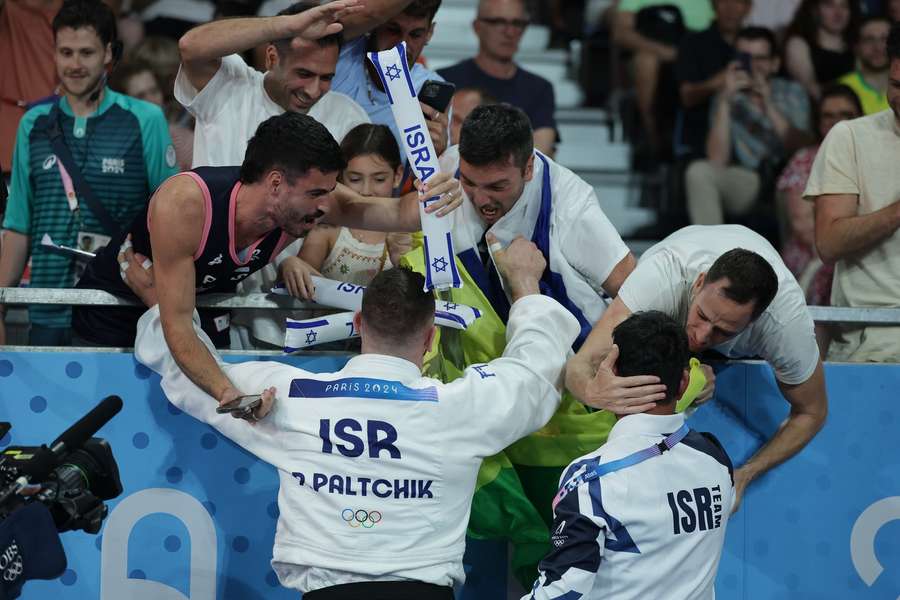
[178, 0, 364, 91]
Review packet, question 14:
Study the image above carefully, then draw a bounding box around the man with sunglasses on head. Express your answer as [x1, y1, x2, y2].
[437, 0, 557, 156]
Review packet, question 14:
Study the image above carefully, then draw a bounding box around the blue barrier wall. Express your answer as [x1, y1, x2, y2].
[1, 353, 899, 599]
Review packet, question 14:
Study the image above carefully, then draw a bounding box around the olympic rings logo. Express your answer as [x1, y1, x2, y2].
[341, 508, 382, 528]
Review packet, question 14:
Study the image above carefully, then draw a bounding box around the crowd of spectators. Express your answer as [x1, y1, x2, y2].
[0, 0, 899, 364]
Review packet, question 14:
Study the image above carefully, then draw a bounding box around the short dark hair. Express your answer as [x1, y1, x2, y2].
[888, 21, 900, 61]
[612, 311, 689, 405]
[853, 15, 892, 46]
[402, 0, 442, 22]
[457, 86, 497, 106]
[340, 124, 402, 172]
[108, 59, 158, 96]
[736, 26, 778, 57]
[241, 112, 345, 184]
[705, 249, 779, 320]
[272, 1, 343, 55]
[52, 0, 117, 47]
[459, 103, 533, 170]
[817, 83, 863, 138]
[361, 268, 435, 343]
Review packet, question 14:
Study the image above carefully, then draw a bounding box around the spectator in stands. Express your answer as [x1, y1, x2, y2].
[439, 104, 636, 348]
[449, 87, 494, 146]
[131, 36, 182, 96]
[804, 22, 900, 362]
[837, 15, 891, 114]
[567, 226, 828, 513]
[676, 0, 752, 160]
[776, 83, 861, 355]
[686, 27, 812, 226]
[0, 0, 62, 174]
[291, 124, 408, 290]
[437, 0, 558, 156]
[785, 0, 860, 101]
[332, 0, 450, 155]
[614, 0, 714, 159]
[0, 0, 177, 346]
[527, 311, 734, 600]
[110, 59, 194, 170]
[174, 0, 374, 169]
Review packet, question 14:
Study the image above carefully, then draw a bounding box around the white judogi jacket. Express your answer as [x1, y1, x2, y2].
[440, 146, 629, 348]
[527, 413, 734, 600]
[135, 294, 579, 593]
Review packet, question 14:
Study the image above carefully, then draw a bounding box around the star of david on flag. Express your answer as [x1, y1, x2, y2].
[385, 64, 402, 81]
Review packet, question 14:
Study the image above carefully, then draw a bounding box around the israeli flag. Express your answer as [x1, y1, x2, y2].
[273, 276, 481, 330]
[367, 42, 462, 291]
[284, 311, 358, 352]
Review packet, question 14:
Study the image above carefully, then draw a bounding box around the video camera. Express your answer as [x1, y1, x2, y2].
[0, 396, 124, 599]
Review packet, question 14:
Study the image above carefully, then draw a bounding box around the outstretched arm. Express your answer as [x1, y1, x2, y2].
[339, 0, 415, 41]
[178, 0, 364, 91]
[149, 176, 242, 407]
[732, 360, 827, 512]
[327, 173, 462, 232]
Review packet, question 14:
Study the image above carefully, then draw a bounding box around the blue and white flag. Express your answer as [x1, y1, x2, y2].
[367, 42, 462, 291]
[284, 311, 358, 352]
[273, 276, 481, 330]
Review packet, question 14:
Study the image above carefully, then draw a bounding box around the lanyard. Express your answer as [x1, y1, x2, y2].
[57, 160, 79, 212]
[551, 423, 691, 511]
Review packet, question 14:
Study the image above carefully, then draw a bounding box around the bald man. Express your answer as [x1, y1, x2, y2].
[438, 0, 558, 156]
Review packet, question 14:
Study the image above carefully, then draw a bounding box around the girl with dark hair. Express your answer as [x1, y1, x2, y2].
[785, 0, 861, 100]
[280, 123, 409, 293]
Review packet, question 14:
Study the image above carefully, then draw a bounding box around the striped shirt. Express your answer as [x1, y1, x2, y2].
[3, 88, 176, 328]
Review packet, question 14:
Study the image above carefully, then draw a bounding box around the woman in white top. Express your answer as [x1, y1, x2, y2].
[280, 124, 411, 294]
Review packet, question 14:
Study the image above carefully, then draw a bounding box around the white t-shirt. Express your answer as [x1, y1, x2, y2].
[175, 54, 370, 167]
[618, 225, 818, 385]
[804, 109, 900, 361]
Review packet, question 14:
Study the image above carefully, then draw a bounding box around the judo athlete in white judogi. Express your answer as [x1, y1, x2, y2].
[438, 104, 636, 349]
[133, 239, 579, 600]
[527, 311, 734, 600]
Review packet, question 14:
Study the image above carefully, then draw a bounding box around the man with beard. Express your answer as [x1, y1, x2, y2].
[332, 0, 450, 153]
[565, 224, 828, 513]
[0, 0, 176, 346]
[837, 15, 891, 115]
[174, 0, 376, 167]
[439, 103, 636, 348]
[72, 112, 461, 411]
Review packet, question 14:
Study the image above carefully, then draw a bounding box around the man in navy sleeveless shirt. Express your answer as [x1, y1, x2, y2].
[74, 111, 461, 413]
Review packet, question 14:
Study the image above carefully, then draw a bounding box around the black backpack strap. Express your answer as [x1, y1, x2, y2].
[43, 101, 122, 237]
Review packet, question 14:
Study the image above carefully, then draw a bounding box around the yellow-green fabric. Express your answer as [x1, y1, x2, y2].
[837, 71, 889, 115]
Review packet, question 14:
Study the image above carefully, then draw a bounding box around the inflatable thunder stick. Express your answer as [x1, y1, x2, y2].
[367, 43, 462, 292]
[284, 311, 358, 351]
[272, 277, 480, 331]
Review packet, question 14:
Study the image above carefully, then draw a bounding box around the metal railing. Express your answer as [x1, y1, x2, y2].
[4, 287, 900, 323]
